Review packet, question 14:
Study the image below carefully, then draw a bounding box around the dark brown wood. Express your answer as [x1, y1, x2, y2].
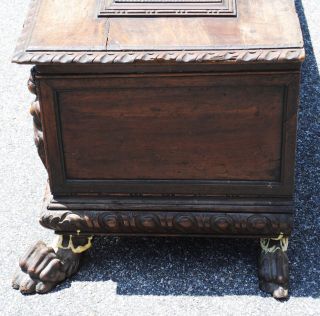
[37, 71, 300, 196]
[12, 236, 90, 294]
[12, 0, 304, 297]
[28, 67, 46, 168]
[40, 194, 293, 238]
[60, 78, 283, 181]
[258, 237, 289, 299]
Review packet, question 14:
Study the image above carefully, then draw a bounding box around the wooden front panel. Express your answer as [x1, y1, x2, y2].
[60, 85, 282, 181]
[39, 73, 299, 196]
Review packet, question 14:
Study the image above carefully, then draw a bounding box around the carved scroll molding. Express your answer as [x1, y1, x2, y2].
[40, 209, 292, 237]
[13, 49, 305, 65]
[28, 67, 46, 168]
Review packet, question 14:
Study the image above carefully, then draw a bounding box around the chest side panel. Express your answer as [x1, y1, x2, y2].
[60, 84, 282, 181]
[38, 72, 300, 196]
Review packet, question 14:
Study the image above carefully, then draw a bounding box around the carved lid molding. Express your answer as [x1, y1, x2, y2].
[13, 49, 305, 65]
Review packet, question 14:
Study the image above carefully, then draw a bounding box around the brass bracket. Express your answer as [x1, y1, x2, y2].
[52, 233, 93, 254]
[260, 233, 289, 254]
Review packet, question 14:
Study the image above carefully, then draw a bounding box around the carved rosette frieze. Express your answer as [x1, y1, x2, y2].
[28, 67, 46, 168]
[39, 209, 292, 236]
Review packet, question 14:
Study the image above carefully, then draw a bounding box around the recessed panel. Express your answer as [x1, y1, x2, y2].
[98, 0, 237, 16]
[58, 80, 283, 182]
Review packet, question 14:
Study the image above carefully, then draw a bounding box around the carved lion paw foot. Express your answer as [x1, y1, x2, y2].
[258, 249, 289, 299]
[12, 240, 81, 294]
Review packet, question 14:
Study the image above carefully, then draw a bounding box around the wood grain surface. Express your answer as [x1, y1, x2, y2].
[37, 71, 300, 196]
[59, 78, 283, 181]
[16, 0, 303, 55]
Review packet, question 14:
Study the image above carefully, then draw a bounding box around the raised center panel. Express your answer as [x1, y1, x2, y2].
[98, 0, 237, 16]
[60, 83, 282, 181]
[39, 72, 297, 196]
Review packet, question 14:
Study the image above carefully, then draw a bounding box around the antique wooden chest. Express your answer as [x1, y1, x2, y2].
[12, 0, 304, 297]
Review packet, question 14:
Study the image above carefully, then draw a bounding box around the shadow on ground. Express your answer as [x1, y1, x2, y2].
[52, 0, 320, 298]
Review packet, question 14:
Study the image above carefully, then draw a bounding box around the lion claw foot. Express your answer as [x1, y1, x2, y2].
[12, 269, 56, 294]
[12, 239, 82, 294]
[258, 243, 289, 299]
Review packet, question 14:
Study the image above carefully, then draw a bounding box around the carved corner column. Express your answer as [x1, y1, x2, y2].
[258, 234, 289, 299]
[28, 67, 46, 168]
[12, 69, 94, 295]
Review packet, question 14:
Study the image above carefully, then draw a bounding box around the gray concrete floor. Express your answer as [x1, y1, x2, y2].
[0, 1, 319, 315]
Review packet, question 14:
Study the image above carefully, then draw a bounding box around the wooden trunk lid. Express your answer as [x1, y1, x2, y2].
[13, 0, 304, 64]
